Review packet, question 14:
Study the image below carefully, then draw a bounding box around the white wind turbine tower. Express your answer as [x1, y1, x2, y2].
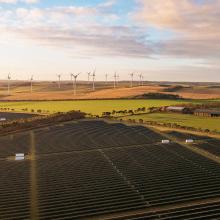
[30, 75, 34, 93]
[7, 73, 11, 95]
[92, 69, 96, 91]
[71, 73, 80, 96]
[57, 74, 62, 89]
[141, 74, 144, 86]
[130, 72, 134, 88]
[105, 74, 108, 84]
[87, 72, 91, 84]
[70, 73, 74, 88]
[138, 73, 143, 86]
[113, 72, 117, 88]
[117, 74, 120, 86]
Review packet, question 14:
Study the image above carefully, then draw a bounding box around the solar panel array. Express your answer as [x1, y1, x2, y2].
[0, 120, 220, 219]
[165, 130, 210, 141]
[37, 152, 146, 219]
[193, 139, 220, 157]
[104, 143, 220, 206]
[33, 121, 163, 154]
[115, 201, 220, 220]
[0, 112, 36, 122]
[0, 160, 31, 220]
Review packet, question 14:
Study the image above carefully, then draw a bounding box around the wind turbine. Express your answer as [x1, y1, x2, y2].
[70, 73, 74, 88]
[142, 75, 144, 86]
[130, 72, 134, 88]
[71, 73, 80, 96]
[113, 72, 117, 88]
[92, 69, 96, 91]
[87, 72, 91, 85]
[138, 73, 143, 86]
[105, 74, 108, 84]
[7, 73, 11, 95]
[117, 74, 120, 86]
[30, 75, 34, 93]
[57, 74, 62, 89]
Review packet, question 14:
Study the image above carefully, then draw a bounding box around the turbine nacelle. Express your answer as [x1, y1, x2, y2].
[91, 68, 96, 91]
[8, 73, 11, 80]
[71, 73, 81, 79]
[57, 74, 62, 88]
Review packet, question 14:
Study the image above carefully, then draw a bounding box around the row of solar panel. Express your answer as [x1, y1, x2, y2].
[0, 120, 220, 219]
[0, 120, 163, 157]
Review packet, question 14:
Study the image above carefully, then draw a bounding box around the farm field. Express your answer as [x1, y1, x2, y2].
[121, 113, 220, 132]
[0, 99, 191, 116]
[1, 81, 220, 100]
[0, 83, 164, 100]
[1, 120, 220, 219]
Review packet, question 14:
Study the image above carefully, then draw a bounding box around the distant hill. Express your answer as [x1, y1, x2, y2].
[133, 93, 183, 100]
[163, 85, 186, 92]
[0, 81, 220, 100]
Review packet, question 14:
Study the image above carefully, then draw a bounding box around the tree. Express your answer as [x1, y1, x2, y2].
[102, 112, 111, 117]
[139, 119, 144, 123]
[128, 110, 134, 115]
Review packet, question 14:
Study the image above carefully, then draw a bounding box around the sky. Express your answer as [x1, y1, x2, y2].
[0, 0, 220, 82]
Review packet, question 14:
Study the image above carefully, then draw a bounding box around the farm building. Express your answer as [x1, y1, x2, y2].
[194, 109, 220, 117]
[166, 106, 191, 114]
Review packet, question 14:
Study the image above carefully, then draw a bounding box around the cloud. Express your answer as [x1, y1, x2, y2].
[160, 39, 220, 57]
[4, 25, 152, 58]
[98, 0, 117, 8]
[134, 0, 220, 59]
[1, 0, 219, 65]
[0, 3, 152, 58]
[135, 0, 220, 35]
[0, 0, 39, 3]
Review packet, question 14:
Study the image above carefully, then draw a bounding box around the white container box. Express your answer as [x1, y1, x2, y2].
[186, 139, 194, 143]
[15, 153, 25, 161]
[162, 140, 170, 144]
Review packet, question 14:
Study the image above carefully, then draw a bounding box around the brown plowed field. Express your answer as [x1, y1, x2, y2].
[0, 81, 220, 100]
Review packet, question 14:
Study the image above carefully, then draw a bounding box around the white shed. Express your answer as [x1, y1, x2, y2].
[15, 153, 25, 161]
[186, 139, 194, 143]
[162, 140, 170, 144]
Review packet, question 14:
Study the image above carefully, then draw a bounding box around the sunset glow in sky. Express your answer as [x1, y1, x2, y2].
[0, 0, 219, 81]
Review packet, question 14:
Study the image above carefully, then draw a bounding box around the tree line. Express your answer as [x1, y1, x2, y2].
[102, 107, 146, 117]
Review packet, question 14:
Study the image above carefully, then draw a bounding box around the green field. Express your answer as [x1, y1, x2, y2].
[121, 113, 220, 132]
[0, 99, 191, 115]
[0, 99, 219, 132]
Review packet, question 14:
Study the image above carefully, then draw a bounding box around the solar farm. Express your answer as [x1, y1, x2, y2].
[1, 120, 220, 219]
[192, 139, 220, 158]
[0, 112, 37, 122]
